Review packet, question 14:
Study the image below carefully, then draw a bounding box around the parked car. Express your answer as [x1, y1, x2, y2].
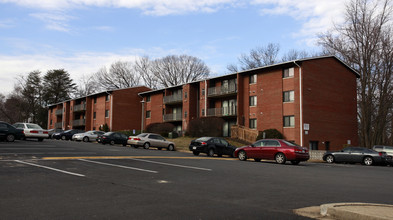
[189, 137, 236, 157]
[234, 139, 309, 165]
[323, 147, 387, 166]
[13, 122, 48, 141]
[373, 145, 393, 157]
[47, 128, 63, 139]
[97, 132, 128, 146]
[53, 129, 84, 140]
[127, 133, 175, 151]
[0, 121, 24, 142]
[72, 130, 105, 142]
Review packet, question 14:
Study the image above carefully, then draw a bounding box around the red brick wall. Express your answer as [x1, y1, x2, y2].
[302, 58, 358, 150]
[145, 91, 164, 128]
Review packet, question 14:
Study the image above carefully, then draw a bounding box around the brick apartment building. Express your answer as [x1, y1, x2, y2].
[139, 56, 359, 150]
[47, 86, 150, 132]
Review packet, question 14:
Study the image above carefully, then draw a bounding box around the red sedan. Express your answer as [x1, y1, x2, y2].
[234, 139, 309, 165]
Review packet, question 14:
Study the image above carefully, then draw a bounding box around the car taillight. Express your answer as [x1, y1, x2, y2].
[43, 131, 48, 134]
[379, 152, 385, 156]
[201, 142, 207, 146]
[133, 138, 141, 141]
[30, 130, 38, 133]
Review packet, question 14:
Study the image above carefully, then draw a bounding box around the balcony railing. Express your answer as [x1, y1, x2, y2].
[163, 113, 182, 122]
[163, 94, 182, 104]
[207, 106, 237, 117]
[73, 104, 86, 112]
[55, 122, 62, 129]
[55, 109, 63, 116]
[207, 83, 237, 97]
[72, 119, 86, 127]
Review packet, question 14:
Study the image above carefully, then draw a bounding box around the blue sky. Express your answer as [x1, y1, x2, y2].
[0, 0, 348, 94]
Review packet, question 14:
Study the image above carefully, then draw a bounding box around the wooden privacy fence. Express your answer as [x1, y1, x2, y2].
[231, 125, 258, 143]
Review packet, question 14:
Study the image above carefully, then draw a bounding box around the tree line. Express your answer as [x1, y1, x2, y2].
[0, 0, 392, 148]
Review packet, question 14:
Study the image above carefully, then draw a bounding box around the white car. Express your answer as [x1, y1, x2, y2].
[128, 133, 175, 151]
[373, 145, 393, 157]
[13, 122, 49, 141]
[72, 130, 105, 142]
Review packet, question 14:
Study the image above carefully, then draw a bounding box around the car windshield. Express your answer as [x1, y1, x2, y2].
[281, 140, 299, 147]
[137, 133, 148, 137]
[26, 124, 42, 129]
[196, 137, 211, 142]
[104, 132, 114, 136]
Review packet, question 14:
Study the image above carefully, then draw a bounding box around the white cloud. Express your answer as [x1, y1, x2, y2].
[0, 19, 15, 28]
[30, 12, 74, 32]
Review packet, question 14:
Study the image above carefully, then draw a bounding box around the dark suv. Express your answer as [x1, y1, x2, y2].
[53, 129, 84, 140]
[0, 121, 24, 142]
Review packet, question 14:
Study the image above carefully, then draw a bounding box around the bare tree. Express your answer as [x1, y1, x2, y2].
[151, 55, 210, 88]
[134, 56, 159, 90]
[74, 73, 99, 98]
[281, 49, 310, 62]
[227, 43, 280, 72]
[319, 0, 393, 148]
[93, 61, 141, 91]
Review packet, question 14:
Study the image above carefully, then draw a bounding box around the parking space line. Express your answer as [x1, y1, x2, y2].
[42, 156, 235, 160]
[129, 158, 212, 171]
[79, 159, 158, 173]
[14, 160, 85, 177]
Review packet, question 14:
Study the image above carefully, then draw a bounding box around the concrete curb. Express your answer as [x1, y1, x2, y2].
[294, 203, 393, 220]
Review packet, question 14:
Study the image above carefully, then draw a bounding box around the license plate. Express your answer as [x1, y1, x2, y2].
[193, 147, 196, 150]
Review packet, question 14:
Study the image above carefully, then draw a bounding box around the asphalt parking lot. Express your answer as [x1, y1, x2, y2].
[1, 140, 393, 219]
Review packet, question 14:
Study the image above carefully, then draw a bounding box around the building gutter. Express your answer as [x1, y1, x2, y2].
[138, 94, 145, 132]
[293, 61, 303, 147]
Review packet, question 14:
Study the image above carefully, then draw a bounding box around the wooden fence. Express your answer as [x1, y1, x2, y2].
[231, 125, 258, 143]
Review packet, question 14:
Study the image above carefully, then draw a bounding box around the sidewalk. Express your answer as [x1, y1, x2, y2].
[294, 203, 393, 220]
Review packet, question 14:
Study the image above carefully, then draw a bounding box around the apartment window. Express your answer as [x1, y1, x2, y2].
[249, 96, 257, 106]
[50, 108, 53, 113]
[185, 111, 188, 118]
[93, 127, 96, 130]
[50, 120, 52, 125]
[201, 109, 205, 116]
[202, 89, 205, 96]
[162, 109, 165, 115]
[283, 115, 295, 127]
[184, 92, 188, 99]
[93, 112, 96, 119]
[146, 110, 151, 119]
[94, 97, 97, 104]
[106, 94, 110, 101]
[105, 110, 109, 118]
[283, 91, 295, 102]
[146, 95, 151, 102]
[283, 67, 294, 78]
[249, 119, 257, 129]
[250, 74, 257, 84]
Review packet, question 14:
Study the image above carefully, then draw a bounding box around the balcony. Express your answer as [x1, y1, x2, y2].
[163, 94, 182, 105]
[72, 119, 86, 127]
[55, 122, 62, 129]
[208, 83, 237, 98]
[55, 109, 63, 116]
[207, 106, 237, 117]
[163, 113, 182, 122]
[73, 104, 86, 112]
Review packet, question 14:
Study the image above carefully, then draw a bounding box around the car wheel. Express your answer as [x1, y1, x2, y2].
[133, 145, 139, 148]
[207, 148, 215, 157]
[291, 160, 300, 165]
[61, 135, 66, 140]
[143, 142, 150, 149]
[363, 156, 373, 166]
[275, 153, 286, 164]
[110, 140, 115, 145]
[326, 155, 335, 163]
[122, 143, 126, 146]
[38, 138, 43, 142]
[6, 134, 15, 142]
[168, 144, 175, 151]
[254, 158, 261, 162]
[238, 151, 247, 161]
[83, 137, 89, 142]
[193, 151, 200, 156]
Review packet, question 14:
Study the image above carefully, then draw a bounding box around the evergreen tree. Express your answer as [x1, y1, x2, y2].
[43, 69, 77, 105]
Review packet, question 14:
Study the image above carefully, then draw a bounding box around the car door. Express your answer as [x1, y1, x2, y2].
[148, 134, 160, 147]
[220, 139, 233, 155]
[334, 147, 352, 162]
[349, 148, 365, 163]
[213, 138, 225, 155]
[0, 123, 8, 138]
[247, 140, 263, 158]
[260, 140, 280, 160]
[113, 133, 121, 143]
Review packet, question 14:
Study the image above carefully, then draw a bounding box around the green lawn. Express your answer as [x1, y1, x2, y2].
[167, 136, 247, 152]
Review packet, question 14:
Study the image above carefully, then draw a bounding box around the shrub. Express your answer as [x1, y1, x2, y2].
[116, 130, 142, 137]
[99, 123, 110, 132]
[187, 117, 224, 137]
[256, 128, 284, 141]
[146, 123, 175, 136]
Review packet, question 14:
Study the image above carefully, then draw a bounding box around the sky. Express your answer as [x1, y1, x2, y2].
[0, 0, 350, 95]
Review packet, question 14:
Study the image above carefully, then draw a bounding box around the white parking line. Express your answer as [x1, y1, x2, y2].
[14, 160, 85, 177]
[129, 158, 212, 171]
[79, 159, 158, 173]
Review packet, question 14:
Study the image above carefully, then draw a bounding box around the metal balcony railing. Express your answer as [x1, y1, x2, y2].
[72, 119, 86, 127]
[207, 106, 237, 117]
[73, 104, 86, 112]
[163, 113, 182, 122]
[55, 122, 62, 129]
[163, 94, 182, 104]
[55, 109, 63, 115]
[207, 83, 237, 97]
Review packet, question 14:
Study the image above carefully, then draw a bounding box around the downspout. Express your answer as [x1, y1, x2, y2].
[105, 91, 113, 131]
[204, 80, 207, 115]
[138, 94, 145, 133]
[293, 61, 303, 147]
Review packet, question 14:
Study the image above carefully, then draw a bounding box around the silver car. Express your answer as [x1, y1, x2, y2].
[13, 122, 49, 141]
[373, 145, 393, 157]
[127, 133, 175, 151]
[72, 130, 105, 142]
